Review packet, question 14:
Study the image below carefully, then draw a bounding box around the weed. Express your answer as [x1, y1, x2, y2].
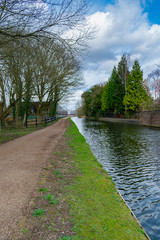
[22, 228, 28, 233]
[58, 236, 73, 240]
[49, 199, 59, 205]
[54, 169, 61, 175]
[43, 194, 59, 205]
[43, 194, 55, 201]
[38, 181, 43, 184]
[41, 175, 46, 178]
[33, 208, 46, 217]
[44, 224, 52, 230]
[53, 169, 63, 178]
[38, 187, 49, 193]
[55, 152, 60, 155]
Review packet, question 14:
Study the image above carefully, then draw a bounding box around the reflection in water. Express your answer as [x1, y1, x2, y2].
[72, 117, 160, 240]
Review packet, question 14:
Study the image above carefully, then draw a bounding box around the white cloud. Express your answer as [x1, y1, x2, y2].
[61, 90, 84, 111]
[68, 0, 160, 109]
[85, 0, 160, 79]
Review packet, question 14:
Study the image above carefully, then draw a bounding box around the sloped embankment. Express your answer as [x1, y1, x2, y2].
[7, 118, 149, 240]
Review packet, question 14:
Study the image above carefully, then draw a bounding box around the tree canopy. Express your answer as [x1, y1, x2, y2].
[0, 0, 92, 123]
[82, 84, 104, 118]
[0, 0, 91, 46]
[123, 60, 149, 113]
[78, 56, 152, 118]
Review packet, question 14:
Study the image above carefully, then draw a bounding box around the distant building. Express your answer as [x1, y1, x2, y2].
[57, 105, 68, 117]
[68, 110, 77, 116]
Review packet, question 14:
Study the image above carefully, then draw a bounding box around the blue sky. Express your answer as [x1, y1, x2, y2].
[143, 0, 160, 24]
[66, 0, 160, 109]
[93, 0, 160, 24]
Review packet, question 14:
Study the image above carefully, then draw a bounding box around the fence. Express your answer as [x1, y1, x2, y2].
[25, 116, 59, 127]
[45, 116, 57, 125]
[26, 118, 37, 128]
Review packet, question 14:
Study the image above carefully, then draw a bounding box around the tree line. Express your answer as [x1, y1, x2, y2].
[78, 54, 155, 118]
[0, 0, 91, 124]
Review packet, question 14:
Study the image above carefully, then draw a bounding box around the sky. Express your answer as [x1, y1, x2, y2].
[65, 0, 160, 110]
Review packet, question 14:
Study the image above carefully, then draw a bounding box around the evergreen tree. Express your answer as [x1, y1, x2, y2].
[106, 66, 118, 112]
[117, 54, 130, 90]
[101, 82, 109, 112]
[123, 60, 149, 113]
[81, 90, 92, 117]
[90, 84, 104, 117]
[82, 84, 104, 118]
[101, 66, 124, 114]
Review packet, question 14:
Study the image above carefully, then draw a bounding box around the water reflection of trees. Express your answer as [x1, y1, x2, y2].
[85, 121, 156, 181]
[75, 118, 160, 188]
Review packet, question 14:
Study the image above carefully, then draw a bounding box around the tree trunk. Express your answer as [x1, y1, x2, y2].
[50, 86, 59, 117]
[0, 74, 6, 114]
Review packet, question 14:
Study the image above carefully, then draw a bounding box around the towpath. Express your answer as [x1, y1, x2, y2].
[0, 118, 69, 239]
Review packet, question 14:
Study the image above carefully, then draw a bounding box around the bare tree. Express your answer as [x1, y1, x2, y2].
[148, 68, 160, 103]
[0, 39, 35, 122]
[0, 0, 92, 47]
[32, 39, 83, 118]
[0, 0, 93, 125]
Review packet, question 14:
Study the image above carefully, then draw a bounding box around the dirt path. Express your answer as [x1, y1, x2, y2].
[0, 118, 69, 239]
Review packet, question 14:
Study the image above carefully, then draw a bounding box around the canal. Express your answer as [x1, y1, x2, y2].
[72, 117, 160, 240]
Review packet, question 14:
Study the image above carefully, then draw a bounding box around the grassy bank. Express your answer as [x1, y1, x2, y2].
[0, 120, 57, 144]
[64, 119, 147, 239]
[10, 119, 148, 240]
[0, 127, 38, 144]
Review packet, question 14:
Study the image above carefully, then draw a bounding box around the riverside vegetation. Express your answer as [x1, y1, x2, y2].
[6, 119, 148, 239]
[77, 54, 160, 119]
[0, 120, 57, 144]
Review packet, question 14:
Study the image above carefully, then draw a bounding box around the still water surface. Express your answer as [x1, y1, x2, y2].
[72, 117, 160, 240]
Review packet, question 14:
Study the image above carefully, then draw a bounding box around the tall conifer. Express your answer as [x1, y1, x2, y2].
[123, 60, 148, 112]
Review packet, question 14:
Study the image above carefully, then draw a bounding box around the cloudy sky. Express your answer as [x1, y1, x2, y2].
[66, 0, 160, 110]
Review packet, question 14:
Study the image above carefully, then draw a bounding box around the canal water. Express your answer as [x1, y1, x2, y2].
[72, 117, 160, 240]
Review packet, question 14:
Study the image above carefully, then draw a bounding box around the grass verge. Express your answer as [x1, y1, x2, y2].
[9, 119, 148, 240]
[0, 120, 57, 144]
[64, 119, 148, 240]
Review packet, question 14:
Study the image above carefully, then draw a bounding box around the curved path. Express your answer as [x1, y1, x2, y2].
[0, 118, 69, 239]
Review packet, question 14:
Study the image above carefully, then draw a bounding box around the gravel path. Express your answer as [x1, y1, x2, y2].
[0, 118, 69, 239]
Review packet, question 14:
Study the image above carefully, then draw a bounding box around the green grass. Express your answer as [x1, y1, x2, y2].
[58, 236, 74, 240]
[64, 119, 148, 240]
[0, 120, 58, 144]
[0, 127, 40, 144]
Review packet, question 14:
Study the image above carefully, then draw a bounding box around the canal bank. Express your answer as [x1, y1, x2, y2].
[65, 119, 149, 239]
[73, 117, 160, 240]
[99, 117, 140, 124]
[99, 109, 160, 128]
[6, 118, 149, 239]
